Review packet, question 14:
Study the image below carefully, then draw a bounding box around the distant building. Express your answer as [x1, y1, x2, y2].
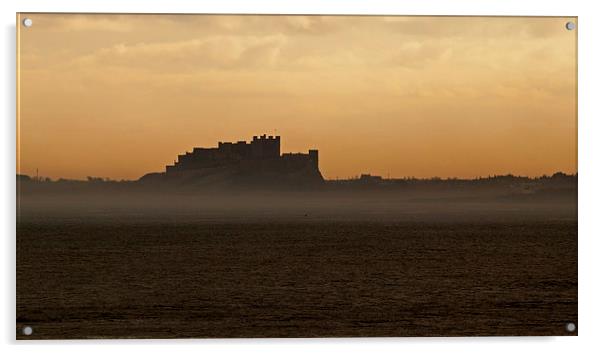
[163, 135, 322, 184]
[359, 174, 383, 183]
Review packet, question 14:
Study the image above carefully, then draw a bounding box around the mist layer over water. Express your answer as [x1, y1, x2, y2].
[16, 179, 577, 338]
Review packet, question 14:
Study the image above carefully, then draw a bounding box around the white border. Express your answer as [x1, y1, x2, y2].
[3, 0, 583, 16]
[2, 1, 601, 352]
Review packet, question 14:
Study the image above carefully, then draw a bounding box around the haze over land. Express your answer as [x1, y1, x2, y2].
[17, 15, 576, 181]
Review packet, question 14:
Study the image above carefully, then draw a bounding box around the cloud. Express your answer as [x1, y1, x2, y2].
[71, 34, 288, 72]
[389, 41, 450, 68]
[379, 16, 572, 40]
[37, 14, 137, 32]
[191, 15, 344, 35]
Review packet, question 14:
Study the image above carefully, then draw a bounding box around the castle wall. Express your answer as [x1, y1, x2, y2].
[165, 136, 320, 183]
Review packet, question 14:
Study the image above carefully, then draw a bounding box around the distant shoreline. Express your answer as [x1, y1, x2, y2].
[17, 171, 577, 184]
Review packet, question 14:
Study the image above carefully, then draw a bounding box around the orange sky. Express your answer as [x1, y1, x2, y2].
[17, 14, 577, 180]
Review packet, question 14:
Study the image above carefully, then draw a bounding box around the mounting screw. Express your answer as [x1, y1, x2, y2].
[22, 18, 33, 28]
[565, 21, 575, 31]
[22, 326, 33, 335]
[566, 322, 576, 333]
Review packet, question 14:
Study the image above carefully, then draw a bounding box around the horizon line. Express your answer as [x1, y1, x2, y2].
[16, 171, 578, 183]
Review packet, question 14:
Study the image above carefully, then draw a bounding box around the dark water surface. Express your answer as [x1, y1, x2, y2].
[17, 220, 577, 338]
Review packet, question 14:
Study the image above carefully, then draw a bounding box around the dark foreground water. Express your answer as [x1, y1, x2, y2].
[17, 220, 577, 338]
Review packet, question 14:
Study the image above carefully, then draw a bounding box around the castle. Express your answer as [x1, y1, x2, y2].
[162, 135, 323, 185]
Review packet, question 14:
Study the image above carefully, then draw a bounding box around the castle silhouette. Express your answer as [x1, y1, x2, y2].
[152, 135, 323, 185]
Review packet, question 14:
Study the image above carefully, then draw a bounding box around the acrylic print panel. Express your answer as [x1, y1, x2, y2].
[16, 14, 577, 339]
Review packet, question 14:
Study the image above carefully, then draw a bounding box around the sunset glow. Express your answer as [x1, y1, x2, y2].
[17, 14, 577, 180]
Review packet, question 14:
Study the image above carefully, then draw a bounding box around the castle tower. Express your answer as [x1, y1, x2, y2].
[251, 134, 280, 159]
[308, 149, 319, 170]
